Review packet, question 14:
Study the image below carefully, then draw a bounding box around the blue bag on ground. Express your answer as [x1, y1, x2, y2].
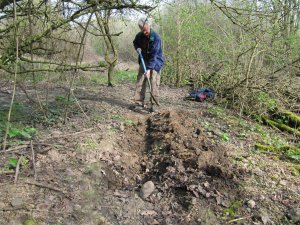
[186, 88, 215, 102]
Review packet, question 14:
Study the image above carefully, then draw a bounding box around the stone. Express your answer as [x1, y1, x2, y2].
[119, 123, 125, 131]
[203, 181, 210, 188]
[260, 213, 271, 225]
[192, 133, 198, 138]
[247, 199, 256, 208]
[279, 180, 287, 186]
[11, 197, 24, 208]
[140, 181, 155, 199]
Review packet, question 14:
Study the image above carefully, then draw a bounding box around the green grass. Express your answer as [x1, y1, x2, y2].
[114, 70, 136, 83]
[79, 70, 136, 85]
[207, 106, 225, 117]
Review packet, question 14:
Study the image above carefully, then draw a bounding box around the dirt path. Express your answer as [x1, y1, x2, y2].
[0, 82, 299, 225]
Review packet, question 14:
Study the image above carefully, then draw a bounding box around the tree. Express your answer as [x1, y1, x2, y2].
[95, 10, 119, 87]
[0, 0, 156, 149]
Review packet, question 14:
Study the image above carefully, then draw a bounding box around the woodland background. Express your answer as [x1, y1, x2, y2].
[0, 0, 299, 151]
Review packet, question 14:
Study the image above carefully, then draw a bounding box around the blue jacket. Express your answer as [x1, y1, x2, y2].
[133, 29, 164, 73]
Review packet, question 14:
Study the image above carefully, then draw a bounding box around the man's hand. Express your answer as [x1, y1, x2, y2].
[136, 48, 142, 54]
[145, 69, 150, 79]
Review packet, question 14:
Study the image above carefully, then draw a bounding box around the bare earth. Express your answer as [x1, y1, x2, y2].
[0, 81, 299, 225]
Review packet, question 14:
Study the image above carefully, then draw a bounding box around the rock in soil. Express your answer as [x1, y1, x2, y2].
[247, 199, 256, 209]
[140, 181, 155, 199]
[11, 197, 24, 208]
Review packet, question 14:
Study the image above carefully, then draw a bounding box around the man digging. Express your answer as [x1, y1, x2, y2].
[132, 17, 164, 113]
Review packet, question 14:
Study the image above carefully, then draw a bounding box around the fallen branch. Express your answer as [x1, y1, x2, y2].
[0, 207, 28, 212]
[45, 128, 94, 140]
[14, 156, 23, 184]
[25, 181, 64, 193]
[30, 141, 37, 181]
[3, 143, 63, 153]
[277, 110, 300, 128]
[255, 144, 300, 153]
[227, 217, 248, 224]
[3, 143, 30, 153]
[24, 181, 71, 199]
[0, 171, 15, 175]
[262, 116, 300, 136]
[255, 143, 300, 162]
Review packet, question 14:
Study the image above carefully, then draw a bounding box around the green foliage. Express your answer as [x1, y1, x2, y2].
[85, 138, 98, 149]
[287, 149, 300, 162]
[223, 200, 242, 220]
[256, 92, 277, 113]
[203, 121, 213, 131]
[207, 106, 224, 117]
[293, 165, 300, 174]
[111, 114, 123, 120]
[23, 217, 37, 225]
[8, 158, 18, 169]
[221, 132, 230, 142]
[125, 119, 135, 126]
[8, 127, 37, 139]
[6, 156, 29, 170]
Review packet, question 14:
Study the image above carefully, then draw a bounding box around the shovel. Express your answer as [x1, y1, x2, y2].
[137, 49, 160, 106]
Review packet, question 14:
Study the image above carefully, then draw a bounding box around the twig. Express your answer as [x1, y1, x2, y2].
[0, 171, 15, 175]
[30, 140, 37, 181]
[227, 217, 248, 224]
[3, 144, 29, 153]
[14, 156, 23, 184]
[45, 128, 94, 140]
[71, 91, 90, 120]
[3, 143, 63, 153]
[24, 181, 70, 199]
[25, 181, 63, 192]
[0, 207, 28, 211]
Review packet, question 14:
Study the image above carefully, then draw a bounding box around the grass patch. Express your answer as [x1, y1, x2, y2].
[223, 200, 242, 221]
[114, 70, 136, 83]
[79, 70, 136, 85]
[207, 106, 225, 117]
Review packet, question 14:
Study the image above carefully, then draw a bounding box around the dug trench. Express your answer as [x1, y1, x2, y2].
[113, 110, 248, 224]
[0, 108, 259, 225]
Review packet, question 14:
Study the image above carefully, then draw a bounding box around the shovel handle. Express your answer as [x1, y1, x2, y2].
[137, 48, 147, 74]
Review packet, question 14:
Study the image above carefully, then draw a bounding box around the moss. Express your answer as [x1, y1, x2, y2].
[23, 218, 37, 225]
[262, 116, 300, 136]
[255, 144, 300, 162]
[279, 110, 300, 128]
